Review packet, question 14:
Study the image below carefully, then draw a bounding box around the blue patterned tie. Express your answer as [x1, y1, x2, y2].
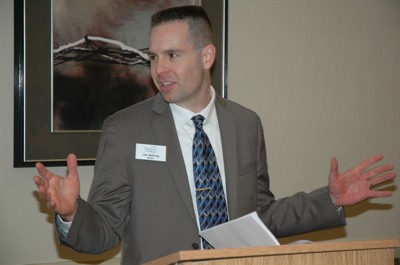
[192, 115, 229, 249]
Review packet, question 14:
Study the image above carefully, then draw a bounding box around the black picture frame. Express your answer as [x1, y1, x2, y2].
[14, 0, 228, 167]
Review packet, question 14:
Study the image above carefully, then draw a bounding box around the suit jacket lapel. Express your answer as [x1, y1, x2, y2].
[150, 94, 197, 224]
[215, 96, 239, 219]
[149, 94, 239, 223]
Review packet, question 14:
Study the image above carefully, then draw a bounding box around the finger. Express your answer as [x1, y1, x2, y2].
[33, 175, 44, 186]
[356, 153, 384, 172]
[33, 175, 49, 197]
[35, 186, 48, 199]
[368, 190, 393, 198]
[46, 200, 55, 209]
[36, 162, 53, 181]
[363, 164, 394, 179]
[369, 172, 397, 186]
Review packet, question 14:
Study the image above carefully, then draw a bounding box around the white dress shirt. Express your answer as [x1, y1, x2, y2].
[170, 86, 229, 232]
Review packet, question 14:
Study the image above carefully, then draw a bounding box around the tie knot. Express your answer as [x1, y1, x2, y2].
[192, 115, 205, 127]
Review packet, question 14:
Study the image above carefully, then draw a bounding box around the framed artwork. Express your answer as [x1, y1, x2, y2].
[14, 0, 228, 167]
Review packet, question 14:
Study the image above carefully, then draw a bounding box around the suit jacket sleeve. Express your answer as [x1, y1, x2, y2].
[61, 116, 130, 253]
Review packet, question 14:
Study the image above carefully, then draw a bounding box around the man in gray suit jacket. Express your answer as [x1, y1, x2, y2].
[33, 5, 396, 265]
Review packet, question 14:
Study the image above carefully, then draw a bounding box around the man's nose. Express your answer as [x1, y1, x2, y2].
[152, 58, 169, 75]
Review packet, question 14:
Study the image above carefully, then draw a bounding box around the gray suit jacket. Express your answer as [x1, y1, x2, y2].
[62, 93, 345, 264]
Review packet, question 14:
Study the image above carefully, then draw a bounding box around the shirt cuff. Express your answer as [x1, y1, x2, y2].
[55, 214, 72, 240]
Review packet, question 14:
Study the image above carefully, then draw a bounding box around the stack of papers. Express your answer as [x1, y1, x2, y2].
[199, 211, 280, 249]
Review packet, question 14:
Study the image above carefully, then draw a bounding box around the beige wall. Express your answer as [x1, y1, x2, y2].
[1, 0, 399, 264]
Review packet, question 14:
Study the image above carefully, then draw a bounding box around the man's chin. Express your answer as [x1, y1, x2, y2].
[159, 92, 175, 104]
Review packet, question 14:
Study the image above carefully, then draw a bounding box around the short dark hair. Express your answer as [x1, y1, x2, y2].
[151, 5, 214, 49]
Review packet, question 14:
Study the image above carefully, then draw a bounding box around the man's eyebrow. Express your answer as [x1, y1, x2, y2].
[148, 49, 183, 55]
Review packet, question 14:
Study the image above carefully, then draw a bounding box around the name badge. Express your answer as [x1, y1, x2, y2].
[135, 143, 166, 162]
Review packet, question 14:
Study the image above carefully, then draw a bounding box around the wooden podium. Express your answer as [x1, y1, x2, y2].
[144, 239, 400, 265]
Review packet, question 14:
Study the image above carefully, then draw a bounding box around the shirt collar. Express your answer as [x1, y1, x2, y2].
[170, 86, 218, 127]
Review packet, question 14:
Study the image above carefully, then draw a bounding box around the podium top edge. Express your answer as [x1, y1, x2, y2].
[143, 239, 400, 265]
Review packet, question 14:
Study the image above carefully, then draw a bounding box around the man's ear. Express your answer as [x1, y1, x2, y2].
[201, 44, 216, 70]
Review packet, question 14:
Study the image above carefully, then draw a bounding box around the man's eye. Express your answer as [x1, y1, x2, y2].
[169, 53, 178, 59]
[148, 55, 156, 61]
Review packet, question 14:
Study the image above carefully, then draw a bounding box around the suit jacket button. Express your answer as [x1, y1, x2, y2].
[192, 243, 199, 249]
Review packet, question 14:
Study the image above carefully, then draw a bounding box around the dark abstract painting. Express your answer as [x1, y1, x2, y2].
[52, 0, 197, 131]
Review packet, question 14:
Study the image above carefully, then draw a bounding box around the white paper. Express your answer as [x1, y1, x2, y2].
[199, 211, 280, 249]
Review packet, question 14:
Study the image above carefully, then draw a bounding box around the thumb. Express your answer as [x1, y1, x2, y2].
[66, 153, 79, 178]
[329, 157, 339, 178]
